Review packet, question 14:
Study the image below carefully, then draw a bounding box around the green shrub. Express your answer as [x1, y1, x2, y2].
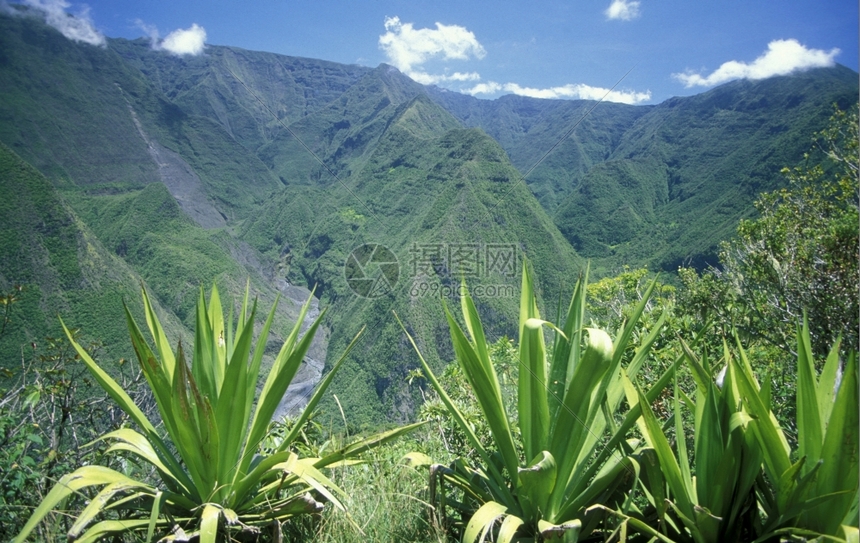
[14, 284, 420, 542]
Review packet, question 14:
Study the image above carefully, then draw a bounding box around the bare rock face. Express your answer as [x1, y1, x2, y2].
[124, 98, 226, 229]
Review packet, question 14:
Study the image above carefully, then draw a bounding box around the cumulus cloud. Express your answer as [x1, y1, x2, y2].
[379, 16, 485, 83]
[605, 0, 641, 21]
[158, 24, 207, 56]
[408, 70, 482, 85]
[377, 16, 650, 104]
[674, 39, 840, 88]
[22, 0, 105, 46]
[466, 81, 651, 105]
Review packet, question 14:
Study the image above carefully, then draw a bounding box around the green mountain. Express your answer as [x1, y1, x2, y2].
[0, 8, 856, 425]
[428, 67, 858, 271]
[0, 142, 188, 365]
[426, 90, 649, 211]
[0, 11, 326, 415]
[241, 88, 582, 424]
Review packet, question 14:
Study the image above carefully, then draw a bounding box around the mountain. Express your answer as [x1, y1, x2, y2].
[427, 67, 859, 271]
[241, 86, 583, 424]
[0, 141, 188, 364]
[0, 8, 856, 426]
[0, 11, 327, 415]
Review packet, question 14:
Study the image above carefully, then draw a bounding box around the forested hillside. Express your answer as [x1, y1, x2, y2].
[0, 7, 856, 426]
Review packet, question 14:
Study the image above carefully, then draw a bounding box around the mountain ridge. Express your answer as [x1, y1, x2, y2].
[0, 9, 857, 425]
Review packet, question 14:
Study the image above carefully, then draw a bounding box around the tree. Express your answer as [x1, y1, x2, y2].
[681, 105, 859, 357]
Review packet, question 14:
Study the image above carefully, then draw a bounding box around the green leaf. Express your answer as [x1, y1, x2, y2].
[636, 386, 696, 523]
[277, 325, 364, 453]
[199, 503, 221, 543]
[141, 285, 176, 384]
[444, 300, 519, 482]
[548, 327, 613, 508]
[395, 311, 507, 497]
[797, 317, 824, 464]
[518, 315, 550, 463]
[812, 352, 859, 534]
[98, 428, 193, 499]
[62, 318, 156, 437]
[497, 514, 525, 543]
[75, 519, 164, 543]
[517, 450, 557, 520]
[464, 500, 508, 543]
[13, 466, 151, 543]
[147, 490, 165, 543]
[732, 351, 791, 483]
[244, 299, 324, 472]
[818, 336, 843, 426]
[548, 266, 587, 422]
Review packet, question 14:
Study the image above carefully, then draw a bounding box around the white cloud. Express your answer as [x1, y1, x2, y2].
[674, 39, 840, 88]
[465, 81, 504, 95]
[379, 16, 485, 81]
[135, 19, 160, 45]
[466, 81, 651, 105]
[376, 15, 651, 104]
[158, 24, 207, 56]
[605, 0, 641, 21]
[22, 0, 105, 46]
[408, 70, 482, 85]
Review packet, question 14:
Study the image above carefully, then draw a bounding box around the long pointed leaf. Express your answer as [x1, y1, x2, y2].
[61, 318, 156, 436]
[519, 316, 550, 463]
[12, 466, 151, 543]
[636, 386, 696, 523]
[444, 301, 519, 482]
[812, 352, 859, 534]
[796, 317, 824, 464]
[199, 503, 221, 543]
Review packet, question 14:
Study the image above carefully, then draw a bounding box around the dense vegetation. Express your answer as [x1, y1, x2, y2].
[2, 107, 857, 541]
[0, 8, 858, 540]
[1, 10, 857, 426]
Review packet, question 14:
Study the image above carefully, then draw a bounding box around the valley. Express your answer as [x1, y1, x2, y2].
[0, 8, 857, 427]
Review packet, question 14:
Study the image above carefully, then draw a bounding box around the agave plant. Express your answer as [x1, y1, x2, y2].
[399, 262, 688, 542]
[14, 284, 421, 542]
[630, 340, 763, 542]
[733, 317, 858, 540]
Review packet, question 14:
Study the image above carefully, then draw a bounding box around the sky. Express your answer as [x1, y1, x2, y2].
[6, 0, 858, 105]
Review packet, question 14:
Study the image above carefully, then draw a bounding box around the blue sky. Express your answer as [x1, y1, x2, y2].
[8, 0, 858, 104]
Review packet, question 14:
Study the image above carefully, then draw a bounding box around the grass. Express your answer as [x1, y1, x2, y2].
[282, 433, 454, 543]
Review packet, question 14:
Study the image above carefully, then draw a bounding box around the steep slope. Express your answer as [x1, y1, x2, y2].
[555, 65, 860, 270]
[0, 142, 188, 368]
[256, 64, 432, 185]
[0, 12, 158, 187]
[427, 89, 649, 211]
[0, 12, 281, 221]
[429, 67, 858, 272]
[112, 39, 372, 153]
[0, 12, 328, 413]
[2, 9, 857, 427]
[242, 94, 583, 426]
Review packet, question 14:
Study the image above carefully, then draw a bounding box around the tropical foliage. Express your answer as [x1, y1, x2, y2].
[13, 285, 420, 542]
[680, 105, 859, 357]
[739, 319, 858, 539]
[1, 11, 858, 541]
[398, 263, 687, 542]
[632, 341, 764, 542]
